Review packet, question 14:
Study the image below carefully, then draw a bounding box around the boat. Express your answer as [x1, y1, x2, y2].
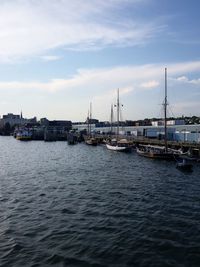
[85, 102, 98, 146]
[106, 89, 132, 152]
[106, 138, 132, 152]
[136, 144, 174, 160]
[136, 68, 175, 160]
[85, 137, 98, 146]
[16, 130, 32, 141]
[176, 158, 193, 172]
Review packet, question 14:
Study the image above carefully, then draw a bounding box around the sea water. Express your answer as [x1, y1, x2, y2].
[0, 136, 200, 266]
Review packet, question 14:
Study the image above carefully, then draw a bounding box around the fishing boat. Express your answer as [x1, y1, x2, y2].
[85, 102, 98, 146]
[136, 68, 174, 160]
[106, 89, 132, 152]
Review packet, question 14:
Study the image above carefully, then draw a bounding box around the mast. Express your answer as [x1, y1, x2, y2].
[117, 89, 119, 140]
[87, 110, 90, 137]
[89, 102, 92, 137]
[164, 68, 168, 152]
[110, 104, 113, 134]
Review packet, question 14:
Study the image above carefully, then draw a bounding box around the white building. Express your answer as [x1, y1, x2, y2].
[151, 119, 185, 127]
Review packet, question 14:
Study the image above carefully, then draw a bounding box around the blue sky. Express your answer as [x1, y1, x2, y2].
[0, 0, 199, 122]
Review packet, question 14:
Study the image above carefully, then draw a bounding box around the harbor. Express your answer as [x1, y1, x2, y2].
[1, 113, 200, 159]
[1, 1, 200, 266]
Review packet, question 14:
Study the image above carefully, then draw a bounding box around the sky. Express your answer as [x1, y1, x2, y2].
[0, 0, 200, 122]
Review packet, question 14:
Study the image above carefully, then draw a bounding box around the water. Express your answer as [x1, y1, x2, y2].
[0, 136, 200, 267]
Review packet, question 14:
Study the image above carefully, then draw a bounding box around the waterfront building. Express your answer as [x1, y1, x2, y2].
[0, 113, 37, 128]
[40, 118, 72, 141]
[72, 123, 200, 143]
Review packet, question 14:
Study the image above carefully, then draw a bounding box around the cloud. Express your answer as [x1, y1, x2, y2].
[0, 60, 199, 93]
[0, 0, 162, 62]
[0, 60, 199, 120]
[40, 55, 62, 62]
[171, 76, 200, 85]
[173, 101, 200, 116]
[140, 80, 159, 89]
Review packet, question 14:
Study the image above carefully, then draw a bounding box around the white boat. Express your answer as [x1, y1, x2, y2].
[106, 138, 131, 152]
[106, 89, 131, 152]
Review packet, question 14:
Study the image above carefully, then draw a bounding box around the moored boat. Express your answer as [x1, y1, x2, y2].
[16, 130, 32, 141]
[136, 68, 175, 160]
[85, 102, 98, 146]
[106, 138, 132, 152]
[85, 137, 98, 146]
[106, 89, 131, 152]
[136, 144, 174, 160]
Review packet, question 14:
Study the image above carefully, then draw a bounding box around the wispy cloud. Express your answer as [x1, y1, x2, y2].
[171, 76, 200, 85]
[173, 101, 200, 116]
[0, 60, 199, 93]
[40, 55, 62, 62]
[0, 61, 200, 120]
[0, 60, 199, 120]
[0, 0, 163, 62]
[140, 80, 159, 89]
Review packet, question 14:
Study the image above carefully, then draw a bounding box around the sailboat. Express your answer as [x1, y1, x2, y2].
[85, 102, 98, 146]
[106, 89, 132, 152]
[136, 68, 175, 160]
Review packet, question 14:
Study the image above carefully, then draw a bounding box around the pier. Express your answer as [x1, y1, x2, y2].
[92, 134, 200, 158]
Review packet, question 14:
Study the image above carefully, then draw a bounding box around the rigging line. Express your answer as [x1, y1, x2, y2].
[168, 105, 175, 118]
[119, 103, 124, 132]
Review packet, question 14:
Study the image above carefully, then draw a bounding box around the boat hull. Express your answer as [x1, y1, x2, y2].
[106, 143, 131, 152]
[16, 136, 32, 141]
[85, 138, 98, 146]
[136, 148, 175, 160]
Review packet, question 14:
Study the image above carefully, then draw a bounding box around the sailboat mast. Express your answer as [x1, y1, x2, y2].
[117, 89, 119, 140]
[87, 110, 90, 137]
[110, 104, 113, 134]
[164, 68, 168, 152]
[90, 102, 92, 137]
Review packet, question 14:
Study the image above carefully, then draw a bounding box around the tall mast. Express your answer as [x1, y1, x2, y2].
[110, 104, 113, 134]
[117, 89, 119, 140]
[164, 68, 168, 152]
[87, 110, 90, 137]
[90, 102, 92, 137]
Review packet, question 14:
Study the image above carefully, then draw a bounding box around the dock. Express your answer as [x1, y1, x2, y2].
[92, 134, 200, 158]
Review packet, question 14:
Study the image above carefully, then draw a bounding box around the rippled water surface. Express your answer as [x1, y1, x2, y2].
[0, 136, 200, 267]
